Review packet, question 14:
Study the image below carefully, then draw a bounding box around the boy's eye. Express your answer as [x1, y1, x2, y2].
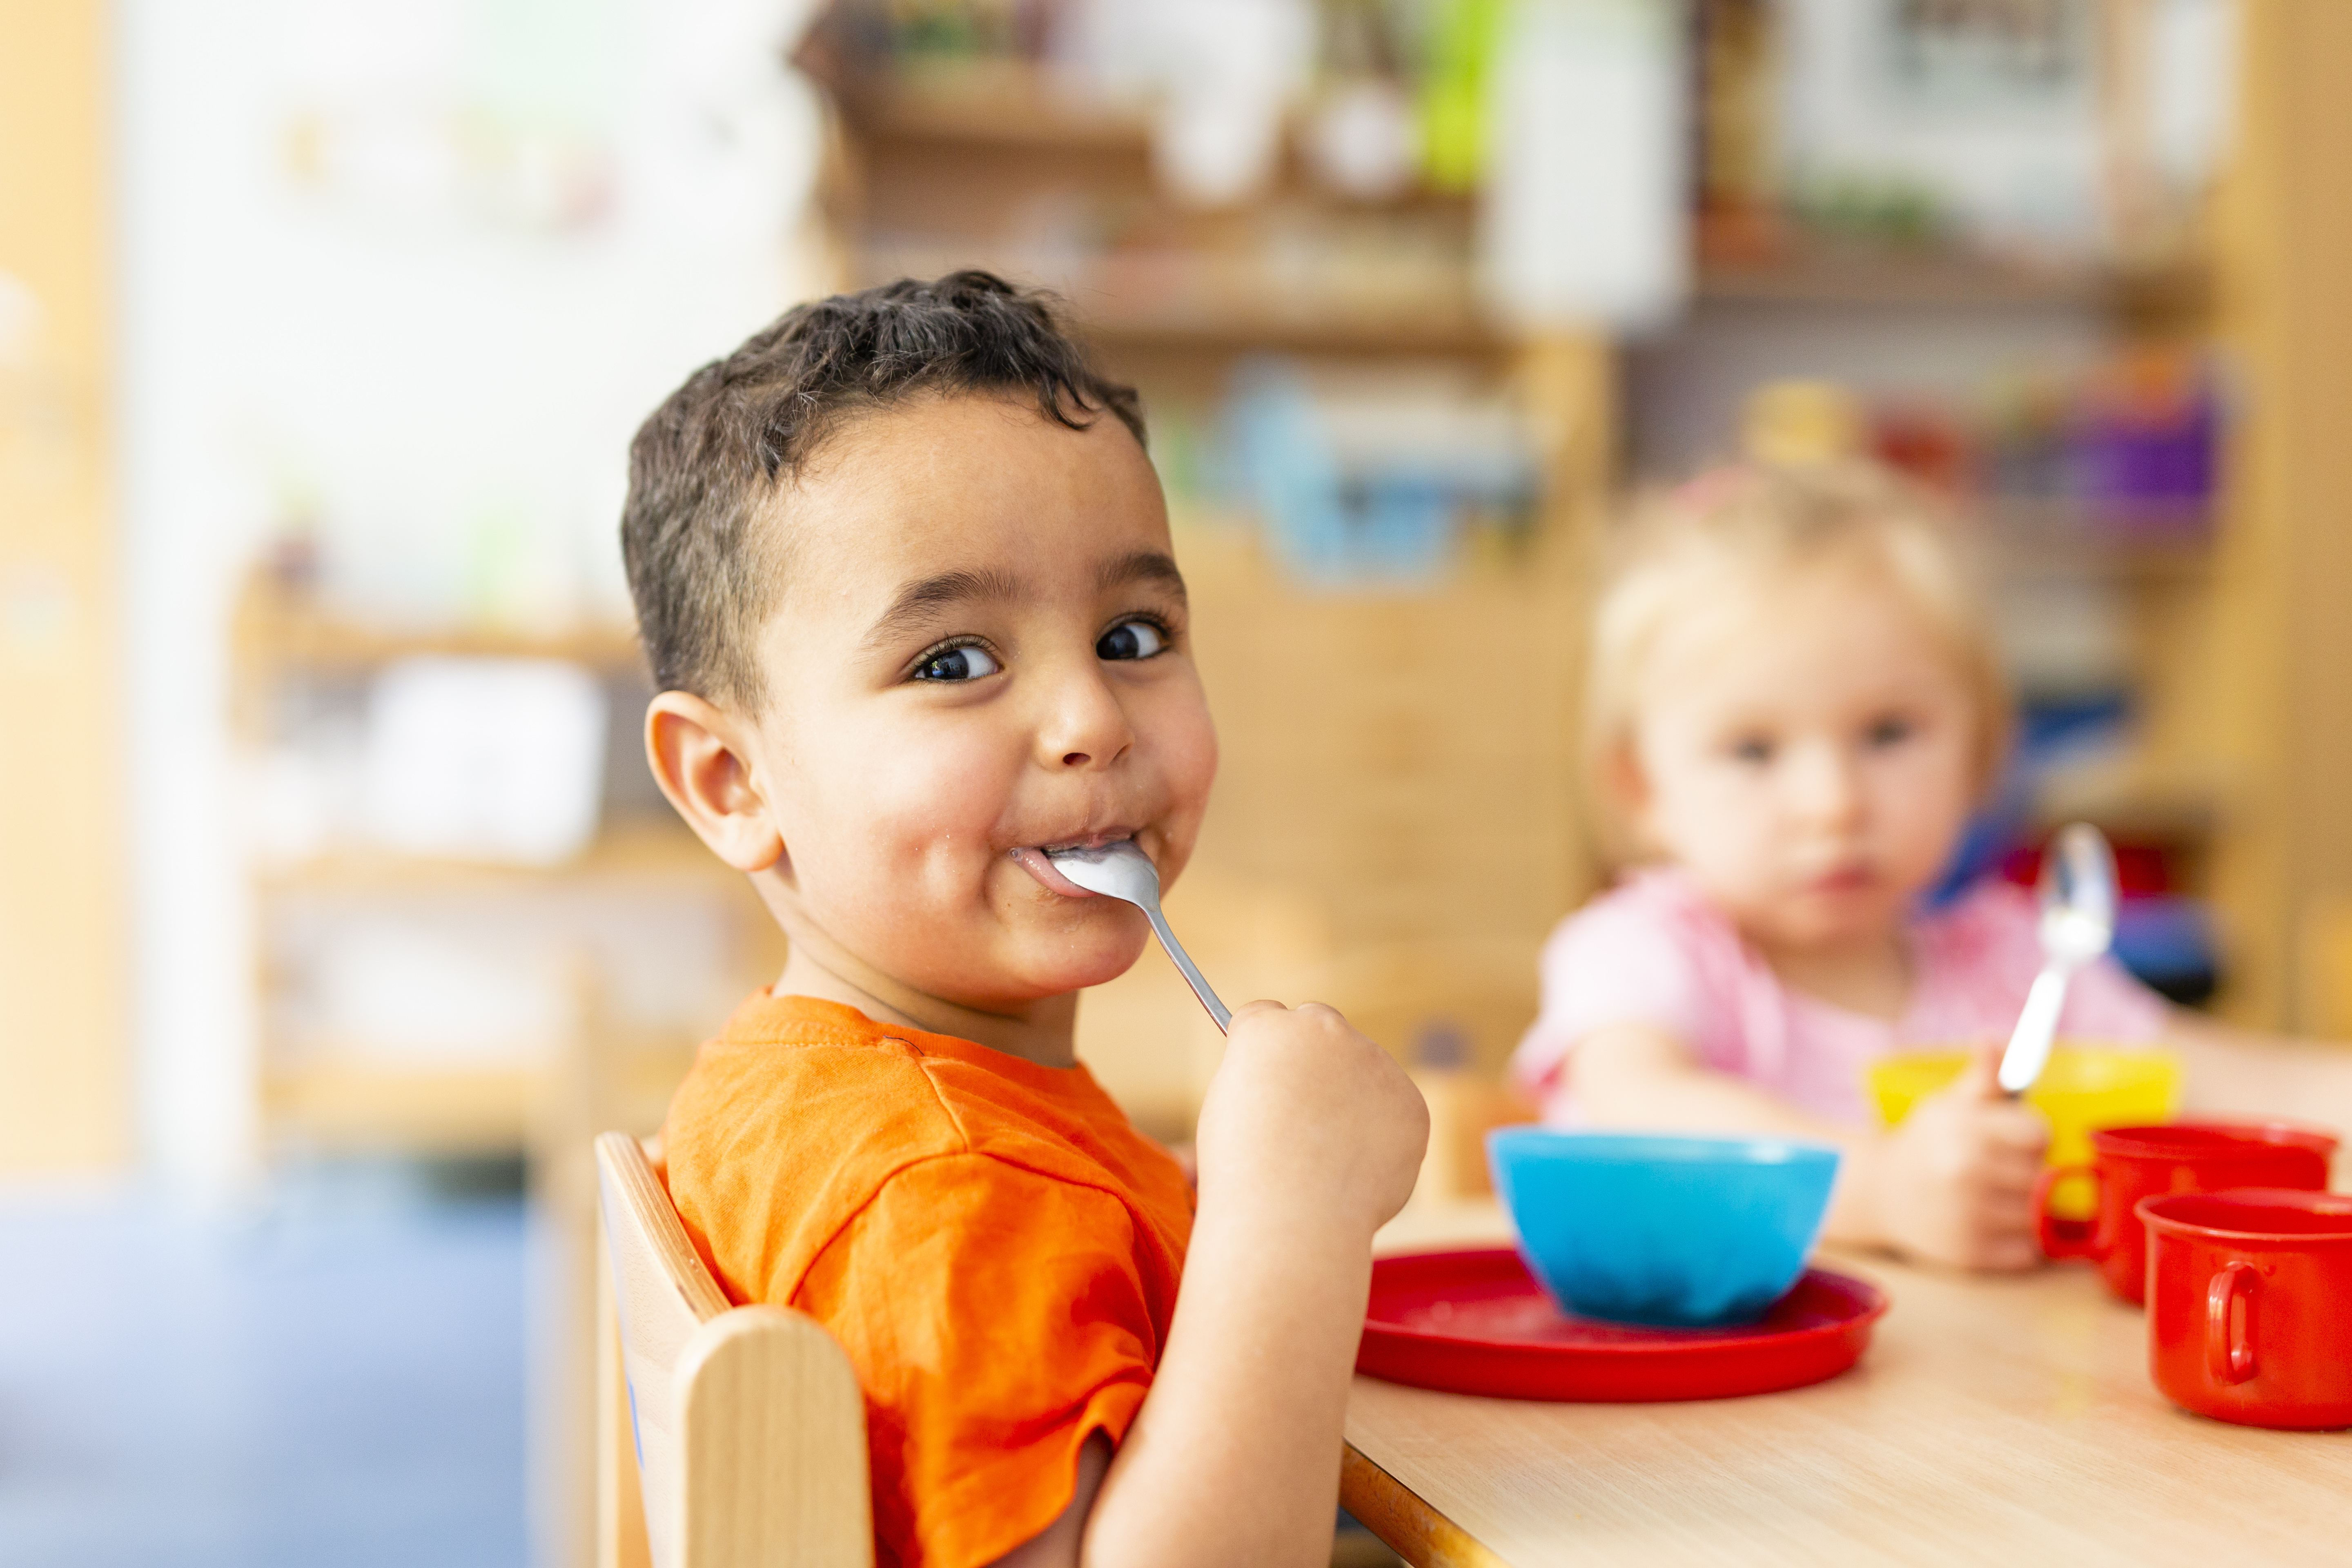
[911, 644, 1001, 682]
[1097, 619, 1167, 662]
[1730, 734, 1775, 766]
[1865, 715, 1915, 749]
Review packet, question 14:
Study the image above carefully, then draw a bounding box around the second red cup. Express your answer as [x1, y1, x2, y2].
[2140, 1189, 2352, 1429]
[2035, 1122, 2338, 1303]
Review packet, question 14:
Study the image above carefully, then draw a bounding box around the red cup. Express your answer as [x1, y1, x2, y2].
[2138, 1189, 2352, 1429]
[2034, 1122, 2337, 1304]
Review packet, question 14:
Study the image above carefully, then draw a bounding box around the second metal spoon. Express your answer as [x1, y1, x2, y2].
[1997, 821, 2120, 1096]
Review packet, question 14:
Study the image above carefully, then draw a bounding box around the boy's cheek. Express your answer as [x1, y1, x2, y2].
[1147, 667, 1219, 786]
[1159, 709, 1219, 835]
[785, 747, 1017, 909]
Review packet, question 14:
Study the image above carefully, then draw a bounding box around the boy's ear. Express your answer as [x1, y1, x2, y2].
[645, 691, 785, 873]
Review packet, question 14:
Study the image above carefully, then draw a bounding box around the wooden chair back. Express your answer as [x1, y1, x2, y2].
[594, 1131, 873, 1568]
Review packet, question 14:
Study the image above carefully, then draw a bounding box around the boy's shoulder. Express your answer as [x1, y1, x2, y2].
[661, 991, 1192, 1307]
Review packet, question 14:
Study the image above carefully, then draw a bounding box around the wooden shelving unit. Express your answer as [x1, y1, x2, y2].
[231, 574, 783, 1160]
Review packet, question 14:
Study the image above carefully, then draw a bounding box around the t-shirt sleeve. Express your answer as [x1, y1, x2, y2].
[1511, 894, 1708, 1101]
[795, 1153, 1159, 1568]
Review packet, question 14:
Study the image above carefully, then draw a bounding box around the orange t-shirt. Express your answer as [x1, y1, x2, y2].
[661, 992, 1194, 1568]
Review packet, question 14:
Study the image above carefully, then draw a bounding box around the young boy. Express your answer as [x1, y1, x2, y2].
[621, 272, 1429, 1568]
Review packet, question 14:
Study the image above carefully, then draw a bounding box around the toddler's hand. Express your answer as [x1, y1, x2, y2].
[1875, 1040, 2050, 1271]
[1193, 999, 1429, 1237]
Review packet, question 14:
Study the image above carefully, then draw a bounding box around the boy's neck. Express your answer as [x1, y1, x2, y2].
[772, 937, 1082, 1070]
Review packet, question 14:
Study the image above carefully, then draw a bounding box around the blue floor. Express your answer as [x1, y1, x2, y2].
[0, 1162, 530, 1568]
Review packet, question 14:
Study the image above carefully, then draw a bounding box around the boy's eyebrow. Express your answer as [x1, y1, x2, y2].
[864, 553, 1189, 650]
[863, 566, 1027, 650]
[1098, 550, 1188, 600]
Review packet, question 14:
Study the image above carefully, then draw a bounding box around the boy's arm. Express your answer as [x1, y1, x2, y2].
[1571, 1022, 2047, 1270]
[995, 1000, 1427, 1568]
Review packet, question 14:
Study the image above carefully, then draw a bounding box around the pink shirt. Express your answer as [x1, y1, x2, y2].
[1512, 868, 2170, 1127]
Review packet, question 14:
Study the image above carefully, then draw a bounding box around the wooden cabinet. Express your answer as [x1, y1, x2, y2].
[2203, 0, 2352, 1032]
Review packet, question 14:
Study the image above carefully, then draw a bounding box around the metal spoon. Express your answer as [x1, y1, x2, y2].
[1996, 821, 2120, 1096]
[1047, 842, 1232, 1033]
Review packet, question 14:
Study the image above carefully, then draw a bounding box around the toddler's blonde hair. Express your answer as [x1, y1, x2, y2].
[1584, 459, 2009, 859]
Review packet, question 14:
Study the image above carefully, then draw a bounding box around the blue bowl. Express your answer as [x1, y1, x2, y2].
[1486, 1128, 1841, 1327]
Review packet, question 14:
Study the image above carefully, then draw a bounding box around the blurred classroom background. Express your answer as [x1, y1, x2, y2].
[6, 0, 2351, 1563]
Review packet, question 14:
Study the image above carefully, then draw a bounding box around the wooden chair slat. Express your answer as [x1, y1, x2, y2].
[595, 1130, 872, 1568]
[679, 1307, 874, 1568]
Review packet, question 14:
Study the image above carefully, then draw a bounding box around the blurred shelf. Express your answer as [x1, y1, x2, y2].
[1980, 506, 2215, 585]
[264, 1040, 702, 1157]
[263, 1060, 543, 1154]
[852, 244, 2204, 356]
[235, 576, 644, 676]
[833, 62, 1149, 152]
[256, 818, 732, 897]
[831, 65, 1472, 213]
[1080, 296, 1500, 356]
[855, 241, 1500, 357]
[1694, 243, 2209, 315]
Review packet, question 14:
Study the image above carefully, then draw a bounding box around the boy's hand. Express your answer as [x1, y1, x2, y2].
[1194, 1000, 1430, 1238]
[1875, 1040, 2050, 1271]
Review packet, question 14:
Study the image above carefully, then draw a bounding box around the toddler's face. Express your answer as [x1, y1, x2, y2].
[1625, 559, 1979, 956]
[735, 394, 1216, 1013]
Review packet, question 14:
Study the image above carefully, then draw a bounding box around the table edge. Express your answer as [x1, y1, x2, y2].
[1341, 1440, 1515, 1568]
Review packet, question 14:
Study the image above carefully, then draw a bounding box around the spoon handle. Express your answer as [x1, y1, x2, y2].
[1998, 964, 2073, 1096]
[1141, 906, 1232, 1034]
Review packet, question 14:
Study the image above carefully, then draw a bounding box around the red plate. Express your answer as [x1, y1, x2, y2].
[1357, 1247, 1889, 1402]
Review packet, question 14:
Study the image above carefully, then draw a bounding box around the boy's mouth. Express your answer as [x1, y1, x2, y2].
[1008, 833, 1138, 899]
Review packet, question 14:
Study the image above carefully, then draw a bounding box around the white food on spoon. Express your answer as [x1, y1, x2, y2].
[1041, 840, 1231, 1033]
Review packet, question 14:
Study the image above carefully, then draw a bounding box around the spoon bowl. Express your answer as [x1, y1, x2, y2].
[1046, 842, 1232, 1033]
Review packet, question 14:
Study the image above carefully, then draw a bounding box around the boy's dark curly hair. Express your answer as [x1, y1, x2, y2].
[621, 271, 1146, 707]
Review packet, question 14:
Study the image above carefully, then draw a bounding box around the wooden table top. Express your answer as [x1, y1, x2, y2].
[1343, 1200, 2352, 1567]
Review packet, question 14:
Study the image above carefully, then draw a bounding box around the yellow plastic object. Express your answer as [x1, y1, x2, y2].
[1865, 1045, 2185, 1218]
[1741, 380, 1864, 467]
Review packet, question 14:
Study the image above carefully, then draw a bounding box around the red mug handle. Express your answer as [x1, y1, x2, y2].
[2207, 1262, 2259, 1385]
[2034, 1163, 2102, 1259]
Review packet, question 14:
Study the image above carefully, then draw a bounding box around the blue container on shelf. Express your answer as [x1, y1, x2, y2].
[1485, 1128, 1841, 1327]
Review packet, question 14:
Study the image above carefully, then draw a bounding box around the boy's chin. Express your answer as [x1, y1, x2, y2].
[1001, 916, 1155, 998]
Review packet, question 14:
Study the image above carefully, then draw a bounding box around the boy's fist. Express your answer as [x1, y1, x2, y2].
[1194, 999, 1430, 1236]
[1875, 1040, 2050, 1271]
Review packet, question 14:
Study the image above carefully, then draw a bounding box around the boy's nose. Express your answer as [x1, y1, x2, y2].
[1036, 667, 1134, 771]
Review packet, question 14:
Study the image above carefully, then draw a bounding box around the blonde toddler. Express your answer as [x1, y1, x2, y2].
[1511, 462, 2168, 1270]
